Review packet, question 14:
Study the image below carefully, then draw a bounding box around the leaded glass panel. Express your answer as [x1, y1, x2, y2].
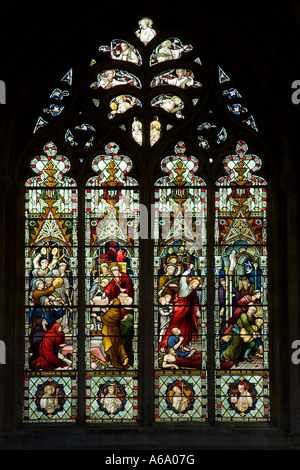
[214, 140, 269, 421]
[23, 16, 271, 426]
[24, 142, 78, 422]
[85, 142, 139, 422]
[154, 142, 207, 422]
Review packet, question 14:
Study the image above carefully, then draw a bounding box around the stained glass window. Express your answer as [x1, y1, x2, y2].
[154, 142, 207, 421]
[214, 141, 269, 421]
[24, 16, 270, 425]
[24, 142, 77, 422]
[85, 142, 139, 422]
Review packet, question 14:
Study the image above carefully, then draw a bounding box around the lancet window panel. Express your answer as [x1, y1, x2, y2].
[154, 141, 208, 422]
[84, 142, 139, 422]
[24, 142, 78, 423]
[214, 140, 269, 422]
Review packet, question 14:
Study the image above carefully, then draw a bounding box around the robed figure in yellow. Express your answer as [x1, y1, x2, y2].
[101, 297, 130, 369]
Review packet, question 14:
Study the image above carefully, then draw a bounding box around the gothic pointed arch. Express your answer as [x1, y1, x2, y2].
[18, 11, 274, 431]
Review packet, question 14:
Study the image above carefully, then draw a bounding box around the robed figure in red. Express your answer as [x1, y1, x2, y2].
[158, 266, 201, 351]
[103, 262, 134, 318]
[223, 290, 261, 335]
[104, 263, 134, 300]
[31, 322, 69, 370]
